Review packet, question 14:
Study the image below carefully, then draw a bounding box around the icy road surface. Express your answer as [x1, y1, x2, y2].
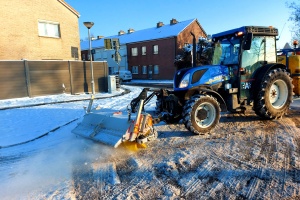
[0, 86, 300, 199]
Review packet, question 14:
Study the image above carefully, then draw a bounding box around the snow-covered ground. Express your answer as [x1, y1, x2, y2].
[1, 85, 300, 199]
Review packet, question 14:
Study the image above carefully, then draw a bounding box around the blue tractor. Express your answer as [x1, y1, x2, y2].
[132, 26, 293, 135]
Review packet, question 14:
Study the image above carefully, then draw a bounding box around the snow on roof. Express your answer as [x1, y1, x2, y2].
[81, 18, 196, 50]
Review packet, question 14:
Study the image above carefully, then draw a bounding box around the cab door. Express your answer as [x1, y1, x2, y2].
[240, 36, 276, 99]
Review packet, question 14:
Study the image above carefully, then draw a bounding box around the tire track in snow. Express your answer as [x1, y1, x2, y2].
[112, 147, 168, 199]
[246, 121, 277, 199]
[277, 118, 300, 198]
[181, 165, 207, 197]
[71, 105, 300, 199]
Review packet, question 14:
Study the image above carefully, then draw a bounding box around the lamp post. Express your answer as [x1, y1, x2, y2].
[84, 21, 95, 94]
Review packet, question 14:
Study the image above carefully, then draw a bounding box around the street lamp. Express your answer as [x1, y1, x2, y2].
[84, 21, 95, 94]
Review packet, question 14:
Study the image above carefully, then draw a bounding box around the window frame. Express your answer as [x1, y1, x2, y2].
[131, 47, 138, 56]
[132, 66, 139, 74]
[142, 46, 146, 55]
[154, 65, 159, 74]
[71, 47, 79, 60]
[142, 65, 147, 74]
[38, 20, 60, 38]
[102, 52, 107, 59]
[153, 45, 158, 54]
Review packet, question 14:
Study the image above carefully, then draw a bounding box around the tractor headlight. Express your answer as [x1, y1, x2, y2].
[179, 73, 190, 88]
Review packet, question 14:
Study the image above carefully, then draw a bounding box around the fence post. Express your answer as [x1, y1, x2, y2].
[68, 61, 74, 95]
[23, 60, 32, 98]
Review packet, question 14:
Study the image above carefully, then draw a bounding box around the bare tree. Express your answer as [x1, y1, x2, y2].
[287, 1, 300, 40]
[174, 38, 212, 70]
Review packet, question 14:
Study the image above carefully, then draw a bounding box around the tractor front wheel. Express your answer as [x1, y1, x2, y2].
[183, 94, 220, 135]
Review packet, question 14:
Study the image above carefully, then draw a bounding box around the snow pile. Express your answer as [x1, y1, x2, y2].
[0, 89, 125, 110]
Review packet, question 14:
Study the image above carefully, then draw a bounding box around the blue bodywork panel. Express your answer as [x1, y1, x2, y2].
[173, 65, 230, 91]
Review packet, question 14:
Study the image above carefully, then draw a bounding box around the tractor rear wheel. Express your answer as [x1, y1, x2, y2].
[183, 94, 220, 135]
[254, 68, 293, 119]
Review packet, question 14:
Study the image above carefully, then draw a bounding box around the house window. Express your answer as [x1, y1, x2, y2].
[71, 47, 79, 59]
[38, 20, 60, 38]
[132, 66, 139, 74]
[153, 45, 158, 54]
[131, 47, 138, 56]
[142, 66, 147, 74]
[142, 46, 146, 55]
[102, 52, 107, 59]
[82, 54, 86, 61]
[154, 65, 159, 74]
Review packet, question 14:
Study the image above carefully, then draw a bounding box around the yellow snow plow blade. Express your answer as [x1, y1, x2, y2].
[119, 141, 147, 152]
[72, 111, 156, 148]
[72, 88, 158, 149]
[72, 112, 133, 148]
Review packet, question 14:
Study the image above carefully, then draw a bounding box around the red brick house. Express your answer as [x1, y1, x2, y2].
[80, 18, 207, 80]
[127, 18, 207, 80]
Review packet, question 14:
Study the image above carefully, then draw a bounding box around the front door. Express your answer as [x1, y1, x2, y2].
[148, 65, 153, 79]
[240, 36, 276, 99]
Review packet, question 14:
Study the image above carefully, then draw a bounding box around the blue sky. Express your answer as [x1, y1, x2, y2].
[65, 0, 294, 49]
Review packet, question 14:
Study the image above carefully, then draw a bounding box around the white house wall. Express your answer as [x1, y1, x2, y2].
[94, 44, 128, 74]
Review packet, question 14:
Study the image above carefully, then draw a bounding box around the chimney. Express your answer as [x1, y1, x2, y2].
[97, 35, 104, 39]
[157, 21, 164, 28]
[128, 28, 135, 34]
[170, 18, 178, 25]
[118, 30, 125, 35]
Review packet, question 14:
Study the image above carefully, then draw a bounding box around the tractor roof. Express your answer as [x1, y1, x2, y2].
[212, 26, 278, 41]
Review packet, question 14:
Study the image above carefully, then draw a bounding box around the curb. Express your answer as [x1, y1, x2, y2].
[0, 118, 79, 149]
[0, 87, 131, 111]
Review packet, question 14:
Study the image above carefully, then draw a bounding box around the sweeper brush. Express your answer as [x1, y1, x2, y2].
[72, 88, 158, 149]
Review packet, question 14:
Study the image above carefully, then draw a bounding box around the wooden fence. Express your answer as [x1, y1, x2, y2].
[0, 60, 108, 100]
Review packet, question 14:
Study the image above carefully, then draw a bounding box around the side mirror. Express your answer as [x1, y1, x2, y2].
[243, 33, 253, 50]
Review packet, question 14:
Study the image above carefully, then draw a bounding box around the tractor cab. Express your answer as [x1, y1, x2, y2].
[212, 26, 278, 100]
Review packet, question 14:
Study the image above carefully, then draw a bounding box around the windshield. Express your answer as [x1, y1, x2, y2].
[212, 38, 241, 65]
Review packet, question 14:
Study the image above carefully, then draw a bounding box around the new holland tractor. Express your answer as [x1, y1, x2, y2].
[150, 26, 293, 134]
[72, 26, 293, 148]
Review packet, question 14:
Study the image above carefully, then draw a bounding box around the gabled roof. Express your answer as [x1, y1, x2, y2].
[58, 0, 80, 18]
[81, 18, 204, 50]
[283, 42, 292, 49]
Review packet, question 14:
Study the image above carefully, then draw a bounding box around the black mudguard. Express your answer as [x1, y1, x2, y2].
[183, 87, 227, 112]
[251, 63, 286, 99]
